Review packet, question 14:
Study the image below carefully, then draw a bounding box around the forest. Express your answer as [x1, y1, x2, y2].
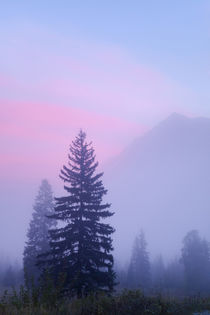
[1, 130, 210, 314]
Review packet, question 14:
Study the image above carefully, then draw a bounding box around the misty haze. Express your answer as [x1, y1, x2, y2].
[1, 1, 210, 314]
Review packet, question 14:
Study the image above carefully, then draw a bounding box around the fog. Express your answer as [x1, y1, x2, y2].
[1, 2, 209, 273]
[104, 113, 210, 265]
[1, 113, 210, 269]
[1, 2, 210, 309]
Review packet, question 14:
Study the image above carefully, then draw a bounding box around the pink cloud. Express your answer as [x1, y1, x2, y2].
[0, 24, 196, 184]
[0, 100, 146, 181]
[0, 74, 17, 88]
[0, 23, 195, 127]
[41, 52, 179, 114]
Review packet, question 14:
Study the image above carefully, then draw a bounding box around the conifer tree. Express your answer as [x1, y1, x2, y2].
[127, 231, 150, 289]
[43, 130, 115, 297]
[23, 179, 56, 287]
[181, 230, 210, 293]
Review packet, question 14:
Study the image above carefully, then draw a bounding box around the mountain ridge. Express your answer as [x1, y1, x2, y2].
[104, 113, 210, 264]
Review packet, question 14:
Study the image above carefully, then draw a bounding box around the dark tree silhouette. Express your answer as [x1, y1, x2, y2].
[42, 130, 115, 297]
[127, 231, 150, 289]
[23, 179, 56, 287]
[181, 230, 210, 293]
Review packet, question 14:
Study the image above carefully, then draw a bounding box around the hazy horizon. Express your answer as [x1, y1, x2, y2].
[1, 1, 210, 267]
[2, 112, 210, 265]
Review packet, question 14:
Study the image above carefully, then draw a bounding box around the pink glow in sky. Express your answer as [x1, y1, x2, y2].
[0, 100, 146, 182]
[0, 22, 202, 185]
[0, 1, 209, 262]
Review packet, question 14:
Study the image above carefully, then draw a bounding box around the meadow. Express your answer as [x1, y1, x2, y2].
[1, 288, 210, 315]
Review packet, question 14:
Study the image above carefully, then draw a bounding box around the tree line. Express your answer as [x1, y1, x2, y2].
[1, 227, 210, 296]
[1, 130, 210, 297]
[117, 229, 210, 295]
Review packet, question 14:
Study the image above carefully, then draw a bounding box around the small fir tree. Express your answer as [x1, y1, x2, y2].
[127, 231, 150, 289]
[23, 179, 56, 287]
[42, 130, 115, 297]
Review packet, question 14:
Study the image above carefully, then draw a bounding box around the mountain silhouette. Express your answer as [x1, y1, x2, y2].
[105, 113, 210, 264]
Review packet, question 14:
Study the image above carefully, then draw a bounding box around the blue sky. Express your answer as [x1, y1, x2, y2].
[1, 0, 209, 106]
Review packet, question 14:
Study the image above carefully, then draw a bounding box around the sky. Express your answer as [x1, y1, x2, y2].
[0, 0, 210, 260]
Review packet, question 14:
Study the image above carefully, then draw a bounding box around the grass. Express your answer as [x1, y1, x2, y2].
[1, 288, 210, 314]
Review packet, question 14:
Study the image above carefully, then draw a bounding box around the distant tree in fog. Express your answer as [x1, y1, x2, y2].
[181, 230, 210, 293]
[23, 179, 56, 287]
[127, 231, 150, 289]
[2, 265, 16, 287]
[114, 261, 128, 290]
[151, 255, 165, 291]
[165, 258, 184, 292]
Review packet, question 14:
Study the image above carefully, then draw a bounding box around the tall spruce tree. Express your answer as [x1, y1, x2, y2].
[23, 179, 56, 287]
[127, 231, 150, 289]
[43, 130, 115, 297]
